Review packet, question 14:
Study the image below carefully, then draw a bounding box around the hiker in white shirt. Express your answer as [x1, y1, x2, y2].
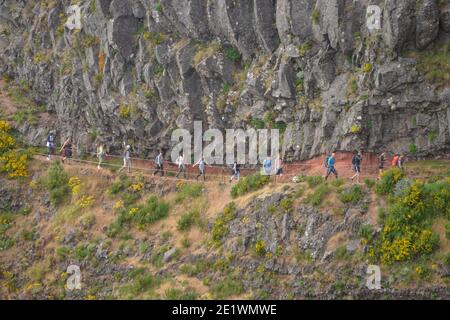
[153, 150, 164, 176]
[175, 153, 186, 179]
[193, 156, 207, 181]
[118, 145, 131, 174]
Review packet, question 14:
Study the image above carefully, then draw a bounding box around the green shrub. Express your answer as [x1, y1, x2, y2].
[231, 174, 270, 198]
[335, 245, 348, 259]
[211, 203, 237, 246]
[46, 162, 70, 206]
[119, 268, 160, 297]
[210, 275, 244, 299]
[358, 224, 374, 242]
[311, 9, 320, 24]
[225, 47, 241, 62]
[21, 228, 35, 241]
[164, 288, 198, 300]
[273, 121, 287, 133]
[305, 183, 330, 206]
[298, 40, 313, 56]
[122, 192, 141, 206]
[305, 176, 324, 188]
[73, 243, 93, 261]
[409, 143, 418, 154]
[56, 246, 70, 260]
[415, 42, 450, 87]
[249, 118, 265, 129]
[175, 183, 203, 203]
[223, 202, 237, 221]
[108, 175, 132, 194]
[445, 223, 450, 239]
[280, 198, 293, 213]
[339, 185, 364, 204]
[155, 1, 163, 13]
[375, 168, 405, 195]
[133, 196, 170, 227]
[331, 178, 345, 188]
[364, 178, 376, 189]
[177, 209, 200, 231]
[444, 252, 450, 266]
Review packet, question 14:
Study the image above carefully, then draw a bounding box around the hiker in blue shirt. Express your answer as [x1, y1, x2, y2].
[263, 156, 272, 175]
[325, 152, 338, 180]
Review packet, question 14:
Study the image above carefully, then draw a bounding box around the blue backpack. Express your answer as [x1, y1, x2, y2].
[324, 156, 330, 168]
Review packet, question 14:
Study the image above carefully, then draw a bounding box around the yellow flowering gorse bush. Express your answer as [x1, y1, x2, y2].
[0, 120, 28, 178]
[76, 195, 95, 209]
[370, 179, 448, 264]
[68, 176, 82, 195]
[128, 182, 143, 193]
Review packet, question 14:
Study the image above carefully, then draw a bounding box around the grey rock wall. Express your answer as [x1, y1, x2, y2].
[0, 0, 449, 160]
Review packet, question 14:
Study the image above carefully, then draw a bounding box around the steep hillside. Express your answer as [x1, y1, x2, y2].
[0, 155, 449, 300]
[0, 0, 449, 159]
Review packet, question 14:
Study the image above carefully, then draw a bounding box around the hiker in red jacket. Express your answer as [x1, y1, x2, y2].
[392, 154, 399, 167]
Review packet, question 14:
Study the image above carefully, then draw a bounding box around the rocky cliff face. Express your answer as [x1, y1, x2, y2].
[0, 0, 449, 159]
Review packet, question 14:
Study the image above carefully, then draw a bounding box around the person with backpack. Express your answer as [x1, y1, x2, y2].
[263, 156, 272, 175]
[193, 156, 207, 181]
[230, 162, 241, 182]
[378, 151, 386, 176]
[175, 152, 186, 179]
[325, 152, 338, 180]
[275, 155, 283, 176]
[118, 145, 131, 174]
[350, 151, 362, 184]
[153, 150, 164, 176]
[60, 137, 72, 164]
[46, 131, 56, 161]
[391, 154, 399, 167]
[96, 143, 105, 170]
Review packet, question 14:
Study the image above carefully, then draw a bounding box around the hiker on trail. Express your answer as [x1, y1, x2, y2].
[118, 145, 131, 174]
[398, 154, 405, 170]
[275, 156, 283, 176]
[96, 144, 105, 170]
[175, 152, 187, 179]
[325, 152, 338, 180]
[46, 130, 56, 161]
[263, 156, 272, 176]
[193, 156, 207, 181]
[229, 161, 241, 182]
[60, 137, 72, 164]
[153, 150, 164, 176]
[392, 154, 399, 167]
[350, 151, 362, 184]
[378, 151, 386, 175]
